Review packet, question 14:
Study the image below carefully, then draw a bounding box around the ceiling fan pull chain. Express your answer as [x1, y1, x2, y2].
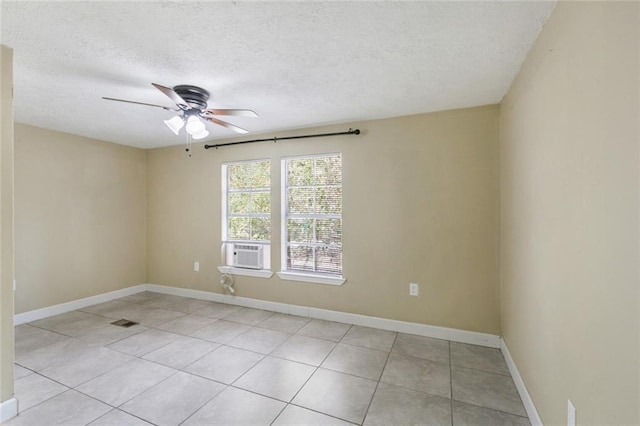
[185, 133, 192, 158]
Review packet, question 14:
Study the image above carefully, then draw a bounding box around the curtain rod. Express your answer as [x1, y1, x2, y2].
[203, 128, 360, 150]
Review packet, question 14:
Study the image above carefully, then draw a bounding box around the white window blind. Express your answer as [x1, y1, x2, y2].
[222, 160, 271, 243]
[282, 154, 342, 276]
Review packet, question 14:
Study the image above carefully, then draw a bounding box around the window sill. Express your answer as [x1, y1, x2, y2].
[276, 271, 346, 286]
[218, 266, 274, 278]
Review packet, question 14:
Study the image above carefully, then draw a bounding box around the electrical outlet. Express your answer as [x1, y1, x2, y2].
[409, 283, 419, 296]
[194, 261, 200, 272]
[567, 400, 576, 426]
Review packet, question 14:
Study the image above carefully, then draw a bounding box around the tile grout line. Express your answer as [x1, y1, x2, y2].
[173, 379, 229, 426]
[268, 397, 288, 426]
[360, 331, 398, 426]
[92, 406, 160, 426]
[10, 373, 71, 417]
[87, 409, 145, 426]
[285, 403, 361, 425]
[448, 362, 514, 378]
[449, 399, 532, 420]
[142, 340, 222, 372]
[286, 324, 350, 402]
[269, 324, 353, 424]
[19, 323, 76, 339]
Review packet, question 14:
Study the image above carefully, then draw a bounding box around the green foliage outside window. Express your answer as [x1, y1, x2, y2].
[226, 160, 270, 242]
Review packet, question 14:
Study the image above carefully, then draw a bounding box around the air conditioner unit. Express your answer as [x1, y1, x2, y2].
[233, 244, 263, 269]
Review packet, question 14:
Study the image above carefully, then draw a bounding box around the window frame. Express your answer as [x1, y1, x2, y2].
[279, 153, 345, 286]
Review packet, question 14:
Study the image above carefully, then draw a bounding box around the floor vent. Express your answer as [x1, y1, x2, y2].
[111, 319, 139, 328]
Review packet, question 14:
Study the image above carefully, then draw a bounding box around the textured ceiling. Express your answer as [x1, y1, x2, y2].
[1, 1, 555, 149]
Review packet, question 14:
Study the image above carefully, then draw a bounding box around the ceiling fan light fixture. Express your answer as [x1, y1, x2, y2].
[191, 129, 210, 140]
[185, 115, 206, 135]
[103, 83, 257, 140]
[163, 115, 184, 135]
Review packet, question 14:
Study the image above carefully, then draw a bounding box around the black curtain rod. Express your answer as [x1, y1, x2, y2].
[204, 128, 360, 150]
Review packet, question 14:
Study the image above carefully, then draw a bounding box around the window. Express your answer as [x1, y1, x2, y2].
[281, 154, 343, 281]
[222, 160, 271, 269]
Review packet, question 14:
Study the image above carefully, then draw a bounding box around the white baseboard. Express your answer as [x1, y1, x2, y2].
[13, 282, 501, 348]
[308, 306, 500, 347]
[147, 283, 501, 348]
[501, 338, 543, 425]
[13, 284, 147, 325]
[0, 398, 17, 424]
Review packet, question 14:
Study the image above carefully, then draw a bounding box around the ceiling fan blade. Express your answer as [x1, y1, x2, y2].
[205, 117, 249, 134]
[202, 109, 258, 118]
[151, 83, 191, 109]
[102, 97, 176, 110]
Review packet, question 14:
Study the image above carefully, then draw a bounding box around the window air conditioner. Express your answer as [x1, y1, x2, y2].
[232, 244, 263, 269]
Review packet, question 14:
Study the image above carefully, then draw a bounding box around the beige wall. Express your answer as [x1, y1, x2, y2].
[147, 105, 501, 334]
[14, 124, 147, 313]
[0, 45, 15, 405]
[500, 2, 639, 425]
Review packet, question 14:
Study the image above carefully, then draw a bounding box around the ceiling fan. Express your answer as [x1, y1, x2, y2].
[103, 83, 258, 140]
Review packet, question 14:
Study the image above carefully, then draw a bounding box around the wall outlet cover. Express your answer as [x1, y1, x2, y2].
[567, 399, 576, 426]
[409, 283, 419, 296]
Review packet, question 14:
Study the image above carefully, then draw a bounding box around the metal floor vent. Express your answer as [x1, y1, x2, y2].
[111, 319, 138, 328]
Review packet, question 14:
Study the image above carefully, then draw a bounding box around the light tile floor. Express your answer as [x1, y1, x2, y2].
[10, 292, 531, 426]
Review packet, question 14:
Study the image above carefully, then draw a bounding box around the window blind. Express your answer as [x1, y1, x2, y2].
[283, 154, 342, 275]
